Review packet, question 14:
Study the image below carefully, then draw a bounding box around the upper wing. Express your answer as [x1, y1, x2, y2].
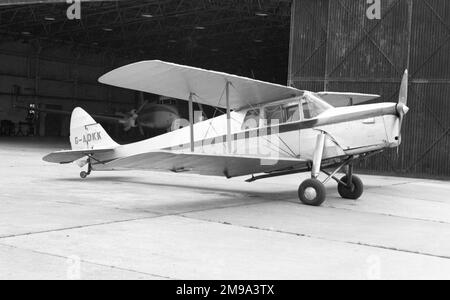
[43, 149, 115, 164]
[316, 92, 380, 107]
[103, 151, 307, 178]
[99, 60, 303, 110]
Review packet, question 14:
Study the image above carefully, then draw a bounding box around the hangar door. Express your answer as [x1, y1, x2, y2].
[288, 0, 450, 178]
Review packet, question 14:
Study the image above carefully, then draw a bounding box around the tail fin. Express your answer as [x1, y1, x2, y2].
[70, 107, 119, 151]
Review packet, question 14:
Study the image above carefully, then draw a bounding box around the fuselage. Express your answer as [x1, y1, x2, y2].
[137, 104, 180, 130]
[92, 93, 401, 173]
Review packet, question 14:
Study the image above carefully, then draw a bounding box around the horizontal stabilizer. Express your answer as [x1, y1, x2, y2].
[99, 60, 303, 110]
[43, 148, 115, 164]
[316, 92, 380, 107]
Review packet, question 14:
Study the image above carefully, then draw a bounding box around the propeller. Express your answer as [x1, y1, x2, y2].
[396, 70, 410, 151]
[118, 100, 149, 134]
[135, 100, 149, 135]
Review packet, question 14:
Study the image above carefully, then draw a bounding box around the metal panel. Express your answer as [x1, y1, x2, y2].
[288, 0, 329, 90]
[289, 0, 450, 178]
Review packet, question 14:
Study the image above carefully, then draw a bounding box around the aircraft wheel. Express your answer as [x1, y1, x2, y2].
[80, 171, 88, 179]
[338, 175, 363, 200]
[298, 179, 326, 206]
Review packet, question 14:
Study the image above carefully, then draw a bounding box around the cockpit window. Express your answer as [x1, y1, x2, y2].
[301, 93, 332, 119]
[285, 105, 300, 123]
[241, 109, 260, 130]
[264, 105, 283, 126]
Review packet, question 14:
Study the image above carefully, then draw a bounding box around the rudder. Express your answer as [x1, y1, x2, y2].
[70, 107, 119, 150]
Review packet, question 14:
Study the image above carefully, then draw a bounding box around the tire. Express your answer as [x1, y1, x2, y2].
[80, 171, 88, 179]
[298, 179, 327, 206]
[338, 175, 363, 200]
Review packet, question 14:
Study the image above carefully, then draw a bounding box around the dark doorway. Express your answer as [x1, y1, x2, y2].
[44, 104, 63, 137]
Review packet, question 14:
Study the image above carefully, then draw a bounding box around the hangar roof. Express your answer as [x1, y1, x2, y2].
[0, 0, 292, 82]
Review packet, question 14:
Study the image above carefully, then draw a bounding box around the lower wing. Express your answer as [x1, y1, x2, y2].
[103, 151, 307, 178]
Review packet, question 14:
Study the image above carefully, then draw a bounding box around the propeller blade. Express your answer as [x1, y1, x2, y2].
[138, 124, 145, 136]
[396, 114, 404, 157]
[399, 70, 408, 105]
[398, 114, 404, 141]
[136, 100, 149, 114]
[395, 69, 410, 152]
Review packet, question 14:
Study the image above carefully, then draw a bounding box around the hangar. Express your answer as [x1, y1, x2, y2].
[0, 0, 449, 280]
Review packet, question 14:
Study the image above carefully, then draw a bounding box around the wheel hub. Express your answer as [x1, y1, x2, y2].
[304, 187, 317, 201]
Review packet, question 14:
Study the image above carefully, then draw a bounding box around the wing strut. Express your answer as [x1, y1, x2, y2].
[312, 132, 326, 179]
[189, 92, 195, 152]
[226, 81, 232, 153]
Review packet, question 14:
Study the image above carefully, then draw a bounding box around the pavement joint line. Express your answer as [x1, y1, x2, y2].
[0, 242, 175, 280]
[0, 216, 156, 240]
[0, 198, 274, 240]
[2, 187, 448, 239]
[324, 205, 450, 225]
[3, 157, 450, 261]
[363, 182, 414, 191]
[276, 198, 450, 225]
[179, 215, 450, 261]
[363, 190, 449, 204]
[320, 202, 450, 224]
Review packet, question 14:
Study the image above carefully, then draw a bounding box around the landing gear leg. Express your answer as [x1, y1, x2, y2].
[298, 132, 327, 206]
[337, 164, 364, 200]
[80, 159, 92, 179]
[297, 132, 365, 206]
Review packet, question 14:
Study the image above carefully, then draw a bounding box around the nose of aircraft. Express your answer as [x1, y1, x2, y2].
[396, 102, 410, 116]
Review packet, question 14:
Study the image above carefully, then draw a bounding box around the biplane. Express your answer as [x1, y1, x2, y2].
[43, 61, 409, 206]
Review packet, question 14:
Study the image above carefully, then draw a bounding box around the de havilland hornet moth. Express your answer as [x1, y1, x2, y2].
[43, 61, 409, 206]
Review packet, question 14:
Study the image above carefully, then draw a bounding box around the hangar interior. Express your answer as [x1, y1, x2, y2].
[0, 0, 291, 141]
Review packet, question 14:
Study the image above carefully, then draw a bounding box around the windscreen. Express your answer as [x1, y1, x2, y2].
[301, 92, 333, 119]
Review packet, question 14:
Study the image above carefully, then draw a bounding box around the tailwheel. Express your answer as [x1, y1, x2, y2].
[338, 175, 363, 200]
[80, 159, 92, 179]
[298, 179, 327, 207]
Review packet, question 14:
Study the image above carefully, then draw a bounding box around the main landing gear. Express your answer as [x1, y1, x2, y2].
[298, 132, 364, 206]
[80, 159, 92, 179]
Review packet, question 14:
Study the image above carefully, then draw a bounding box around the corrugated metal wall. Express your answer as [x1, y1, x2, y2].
[289, 0, 450, 178]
